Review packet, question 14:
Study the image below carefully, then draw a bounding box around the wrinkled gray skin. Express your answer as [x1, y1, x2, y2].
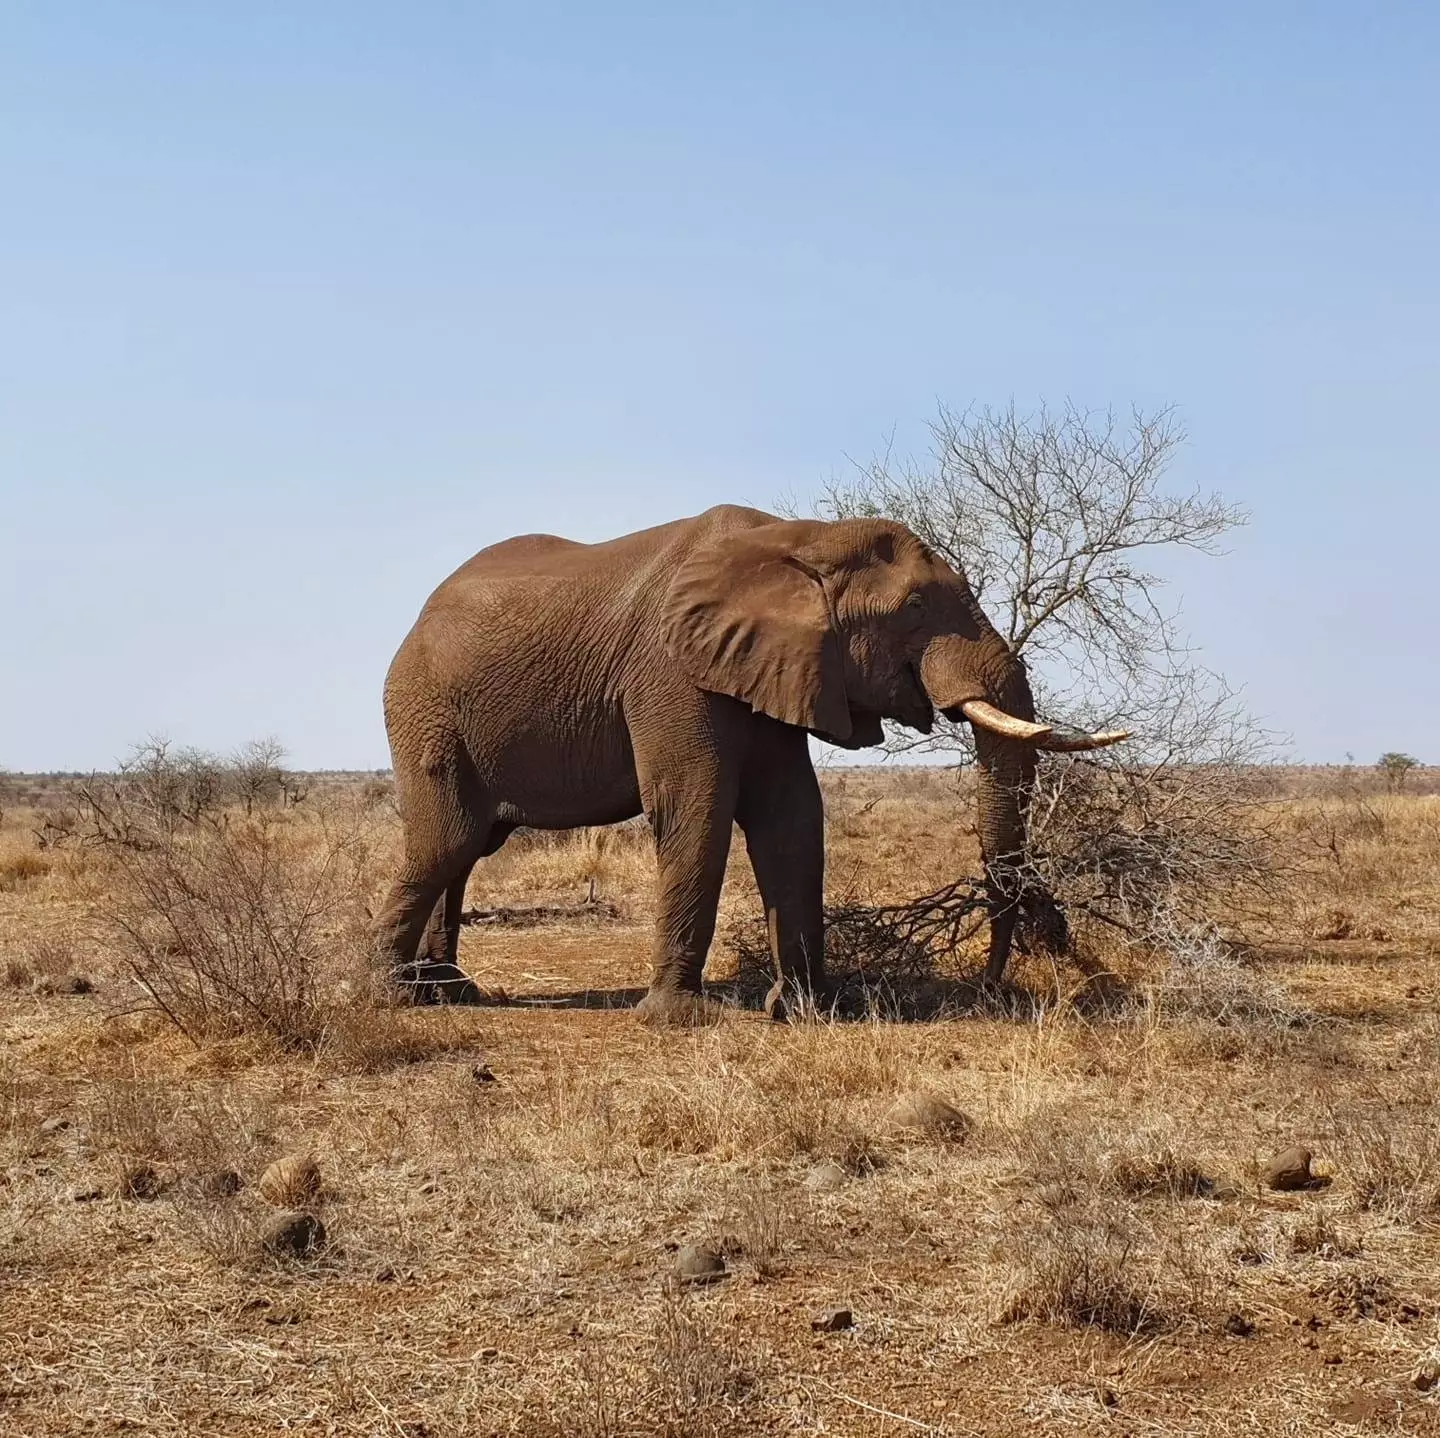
[375, 505, 1042, 1022]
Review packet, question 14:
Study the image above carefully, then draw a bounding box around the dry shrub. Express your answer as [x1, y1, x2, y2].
[1142, 916, 1310, 1035]
[79, 742, 381, 1048]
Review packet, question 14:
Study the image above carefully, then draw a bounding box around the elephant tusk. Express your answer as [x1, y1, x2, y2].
[1035, 727, 1131, 752]
[959, 700, 1053, 743]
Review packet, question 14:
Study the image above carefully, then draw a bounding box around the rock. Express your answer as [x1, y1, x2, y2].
[263, 1211, 327, 1260]
[804, 1161, 848, 1193]
[881, 1092, 972, 1142]
[812, 1306, 853, 1333]
[1263, 1146, 1318, 1192]
[120, 1163, 162, 1200]
[39, 1116, 70, 1136]
[1415, 1356, 1440, 1392]
[675, 1244, 727, 1285]
[1223, 1313, 1255, 1338]
[259, 1154, 322, 1207]
[199, 1168, 245, 1199]
[70, 1184, 104, 1203]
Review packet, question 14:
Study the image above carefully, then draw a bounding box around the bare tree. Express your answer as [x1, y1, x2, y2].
[232, 736, 289, 815]
[808, 401, 1277, 976]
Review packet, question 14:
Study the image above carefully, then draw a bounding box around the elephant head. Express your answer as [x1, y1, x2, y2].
[662, 514, 1126, 980]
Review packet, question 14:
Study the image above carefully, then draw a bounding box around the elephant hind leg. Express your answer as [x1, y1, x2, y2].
[411, 823, 518, 997]
[375, 763, 502, 1004]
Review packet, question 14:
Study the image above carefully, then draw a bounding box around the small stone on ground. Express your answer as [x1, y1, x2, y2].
[200, 1168, 245, 1199]
[1263, 1145, 1319, 1192]
[121, 1163, 162, 1200]
[804, 1161, 848, 1193]
[675, 1244, 727, 1284]
[882, 1091, 972, 1141]
[812, 1306, 853, 1332]
[263, 1211, 327, 1259]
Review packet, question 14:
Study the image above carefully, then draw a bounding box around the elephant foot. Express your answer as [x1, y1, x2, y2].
[391, 961, 485, 1007]
[634, 987, 725, 1028]
[763, 978, 835, 1023]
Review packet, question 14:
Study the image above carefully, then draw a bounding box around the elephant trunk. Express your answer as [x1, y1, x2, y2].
[919, 626, 1064, 983]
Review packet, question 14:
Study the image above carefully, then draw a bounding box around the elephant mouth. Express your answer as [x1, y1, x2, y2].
[892, 664, 935, 733]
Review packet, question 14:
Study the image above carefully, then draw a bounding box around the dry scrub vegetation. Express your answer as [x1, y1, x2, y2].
[2, 759, 1440, 1436]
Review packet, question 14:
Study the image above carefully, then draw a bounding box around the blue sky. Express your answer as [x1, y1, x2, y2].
[2, 3, 1435, 770]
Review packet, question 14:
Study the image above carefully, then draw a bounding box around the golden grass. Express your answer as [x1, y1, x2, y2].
[1, 770, 1439, 1434]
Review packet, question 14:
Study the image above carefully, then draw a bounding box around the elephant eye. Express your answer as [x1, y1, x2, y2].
[904, 591, 925, 611]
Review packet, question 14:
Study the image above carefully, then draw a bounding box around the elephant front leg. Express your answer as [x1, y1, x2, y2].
[736, 723, 828, 1020]
[633, 772, 739, 1028]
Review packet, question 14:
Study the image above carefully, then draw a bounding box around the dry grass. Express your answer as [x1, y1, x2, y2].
[1, 768, 1439, 1434]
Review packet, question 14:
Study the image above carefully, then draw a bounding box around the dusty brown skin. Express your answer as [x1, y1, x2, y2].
[377, 504, 1053, 1018]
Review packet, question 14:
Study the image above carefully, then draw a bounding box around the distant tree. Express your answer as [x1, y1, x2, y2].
[1377, 752, 1419, 791]
[232, 737, 289, 815]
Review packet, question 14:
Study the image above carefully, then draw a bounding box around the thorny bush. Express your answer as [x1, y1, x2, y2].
[79, 740, 377, 1047]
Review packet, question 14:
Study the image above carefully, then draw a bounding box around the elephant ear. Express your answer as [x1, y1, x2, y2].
[661, 523, 854, 745]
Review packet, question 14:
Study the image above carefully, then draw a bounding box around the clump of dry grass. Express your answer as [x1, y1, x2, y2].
[1336, 1109, 1440, 1225]
[990, 1109, 1226, 1334]
[551, 1289, 759, 1438]
[2, 931, 91, 994]
[1288, 1206, 1363, 1259]
[0, 844, 52, 891]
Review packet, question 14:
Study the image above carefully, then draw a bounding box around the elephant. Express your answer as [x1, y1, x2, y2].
[373, 504, 1125, 1022]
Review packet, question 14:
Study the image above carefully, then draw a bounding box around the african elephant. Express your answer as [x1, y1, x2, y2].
[374, 505, 1124, 1021]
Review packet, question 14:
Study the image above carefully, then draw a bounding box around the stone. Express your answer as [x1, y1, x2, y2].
[675, 1244, 727, 1285]
[881, 1092, 972, 1142]
[1223, 1313, 1255, 1338]
[39, 1116, 69, 1136]
[1263, 1146, 1317, 1192]
[812, 1306, 853, 1332]
[70, 1184, 104, 1203]
[259, 1154, 322, 1207]
[199, 1168, 245, 1199]
[263, 1211, 327, 1260]
[1415, 1356, 1440, 1393]
[120, 1163, 162, 1200]
[804, 1161, 848, 1193]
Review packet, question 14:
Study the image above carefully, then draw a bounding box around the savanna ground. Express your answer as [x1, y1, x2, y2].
[2, 764, 1439, 1436]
